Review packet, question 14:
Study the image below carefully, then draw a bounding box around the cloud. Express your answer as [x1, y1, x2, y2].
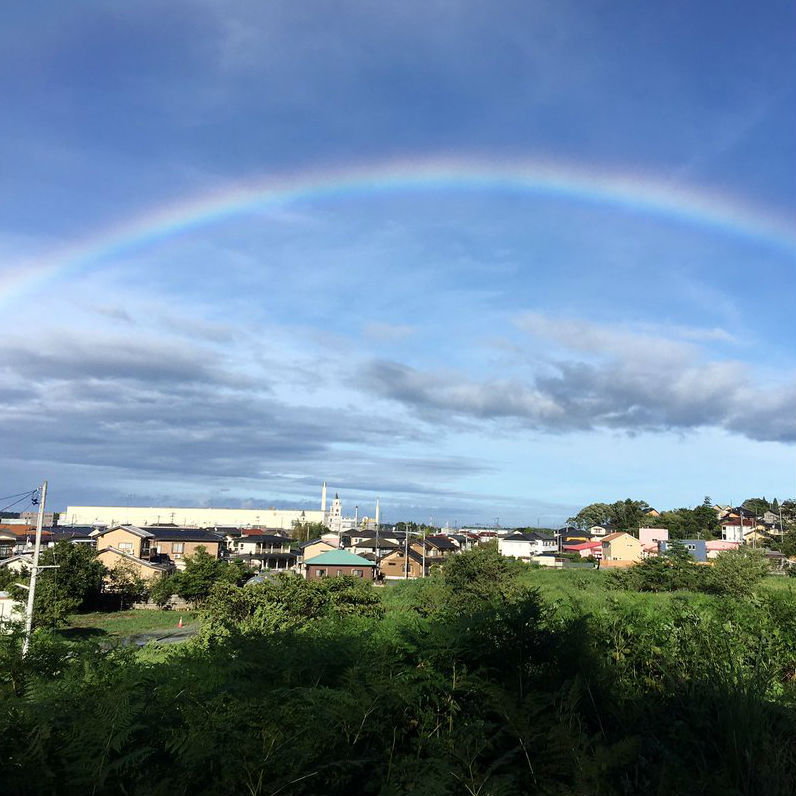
[0, 328, 420, 484]
[361, 315, 795, 443]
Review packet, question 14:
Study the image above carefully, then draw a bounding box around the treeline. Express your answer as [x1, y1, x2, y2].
[2, 546, 796, 794]
[568, 496, 796, 539]
[0, 543, 250, 624]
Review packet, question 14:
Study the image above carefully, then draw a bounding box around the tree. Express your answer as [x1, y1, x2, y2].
[567, 502, 613, 529]
[290, 520, 328, 544]
[438, 541, 525, 609]
[105, 561, 148, 610]
[709, 548, 769, 597]
[568, 499, 650, 532]
[171, 547, 247, 604]
[12, 542, 107, 627]
[742, 497, 771, 517]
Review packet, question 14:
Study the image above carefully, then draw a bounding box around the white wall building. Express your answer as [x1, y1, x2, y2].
[62, 505, 327, 529]
[722, 524, 745, 543]
[63, 482, 378, 533]
[498, 532, 557, 561]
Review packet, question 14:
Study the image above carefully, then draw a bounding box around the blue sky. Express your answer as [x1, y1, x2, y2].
[1, 1, 794, 525]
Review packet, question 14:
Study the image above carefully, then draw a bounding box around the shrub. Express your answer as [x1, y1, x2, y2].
[708, 547, 770, 596]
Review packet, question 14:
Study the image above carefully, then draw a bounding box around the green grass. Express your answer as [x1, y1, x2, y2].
[60, 609, 198, 640]
[378, 564, 791, 621]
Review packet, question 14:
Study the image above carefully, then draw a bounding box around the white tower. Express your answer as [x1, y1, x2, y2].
[375, 499, 380, 527]
[321, 482, 327, 513]
[329, 492, 343, 535]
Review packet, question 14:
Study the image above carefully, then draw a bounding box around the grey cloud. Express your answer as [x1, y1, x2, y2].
[0, 330, 423, 483]
[1, 334, 233, 386]
[361, 354, 795, 443]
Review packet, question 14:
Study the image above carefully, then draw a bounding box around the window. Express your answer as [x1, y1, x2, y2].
[352, 569, 363, 577]
[336, 569, 343, 576]
[316, 569, 326, 578]
[172, 543, 184, 554]
[118, 542, 133, 551]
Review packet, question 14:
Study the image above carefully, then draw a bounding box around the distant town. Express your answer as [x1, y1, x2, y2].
[2, 484, 794, 610]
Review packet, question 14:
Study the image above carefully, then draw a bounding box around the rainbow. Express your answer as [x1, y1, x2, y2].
[2, 156, 793, 305]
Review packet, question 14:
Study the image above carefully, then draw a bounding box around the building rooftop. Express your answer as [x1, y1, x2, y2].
[304, 549, 377, 567]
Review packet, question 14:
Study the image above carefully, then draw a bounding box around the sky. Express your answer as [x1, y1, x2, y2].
[0, 0, 794, 526]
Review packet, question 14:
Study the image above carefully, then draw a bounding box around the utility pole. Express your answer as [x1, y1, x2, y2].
[22, 480, 48, 657]
[404, 526, 409, 580]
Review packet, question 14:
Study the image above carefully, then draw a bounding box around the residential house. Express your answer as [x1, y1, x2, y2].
[93, 525, 223, 569]
[601, 533, 642, 564]
[379, 548, 428, 579]
[763, 510, 780, 526]
[706, 540, 741, 559]
[499, 531, 557, 562]
[642, 507, 661, 518]
[556, 527, 592, 551]
[0, 591, 23, 624]
[660, 539, 707, 563]
[3, 526, 55, 554]
[639, 528, 669, 546]
[300, 538, 337, 561]
[639, 527, 668, 557]
[563, 540, 603, 560]
[304, 549, 376, 580]
[96, 547, 174, 582]
[92, 526, 156, 559]
[148, 527, 223, 566]
[0, 533, 16, 559]
[721, 522, 754, 543]
[234, 533, 297, 571]
[445, 533, 477, 551]
[346, 537, 399, 559]
[589, 524, 616, 538]
[0, 554, 33, 573]
[743, 528, 770, 547]
[412, 535, 459, 560]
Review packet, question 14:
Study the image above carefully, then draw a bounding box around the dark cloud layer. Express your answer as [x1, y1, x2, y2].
[362, 351, 795, 444]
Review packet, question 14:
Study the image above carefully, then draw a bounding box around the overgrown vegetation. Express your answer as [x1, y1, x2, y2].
[2, 544, 796, 795]
[610, 545, 771, 596]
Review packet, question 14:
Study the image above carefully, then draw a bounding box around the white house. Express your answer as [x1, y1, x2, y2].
[498, 531, 557, 562]
[722, 524, 745, 543]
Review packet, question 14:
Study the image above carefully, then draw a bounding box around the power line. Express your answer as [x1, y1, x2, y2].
[0, 489, 38, 503]
[0, 491, 38, 514]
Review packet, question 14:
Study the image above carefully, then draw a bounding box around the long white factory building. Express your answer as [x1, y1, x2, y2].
[61, 505, 326, 529]
[63, 483, 339, 530]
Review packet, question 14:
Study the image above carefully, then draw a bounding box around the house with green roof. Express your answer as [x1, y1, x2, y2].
[303, 549, 376, 581]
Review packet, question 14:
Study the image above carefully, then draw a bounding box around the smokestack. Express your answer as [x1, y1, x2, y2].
[321, 482, 327, 512]
[375, 499, 380, 527]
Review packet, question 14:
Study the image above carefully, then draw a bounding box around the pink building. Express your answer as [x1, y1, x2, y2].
[563, 540, 603, 560]
[639, 527, 669, 546]
[706, 539, 741, 559]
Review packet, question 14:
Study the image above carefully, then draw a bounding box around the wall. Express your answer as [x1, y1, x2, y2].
[380, 552, 423, 579]
[154, 539, 220, 566]
[64, 506, 326, 529]
[97, 528, 147, 558]
[96, 549, 165, 581]
[603, 536, 642, 562]
[306, 564, 374, 580]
